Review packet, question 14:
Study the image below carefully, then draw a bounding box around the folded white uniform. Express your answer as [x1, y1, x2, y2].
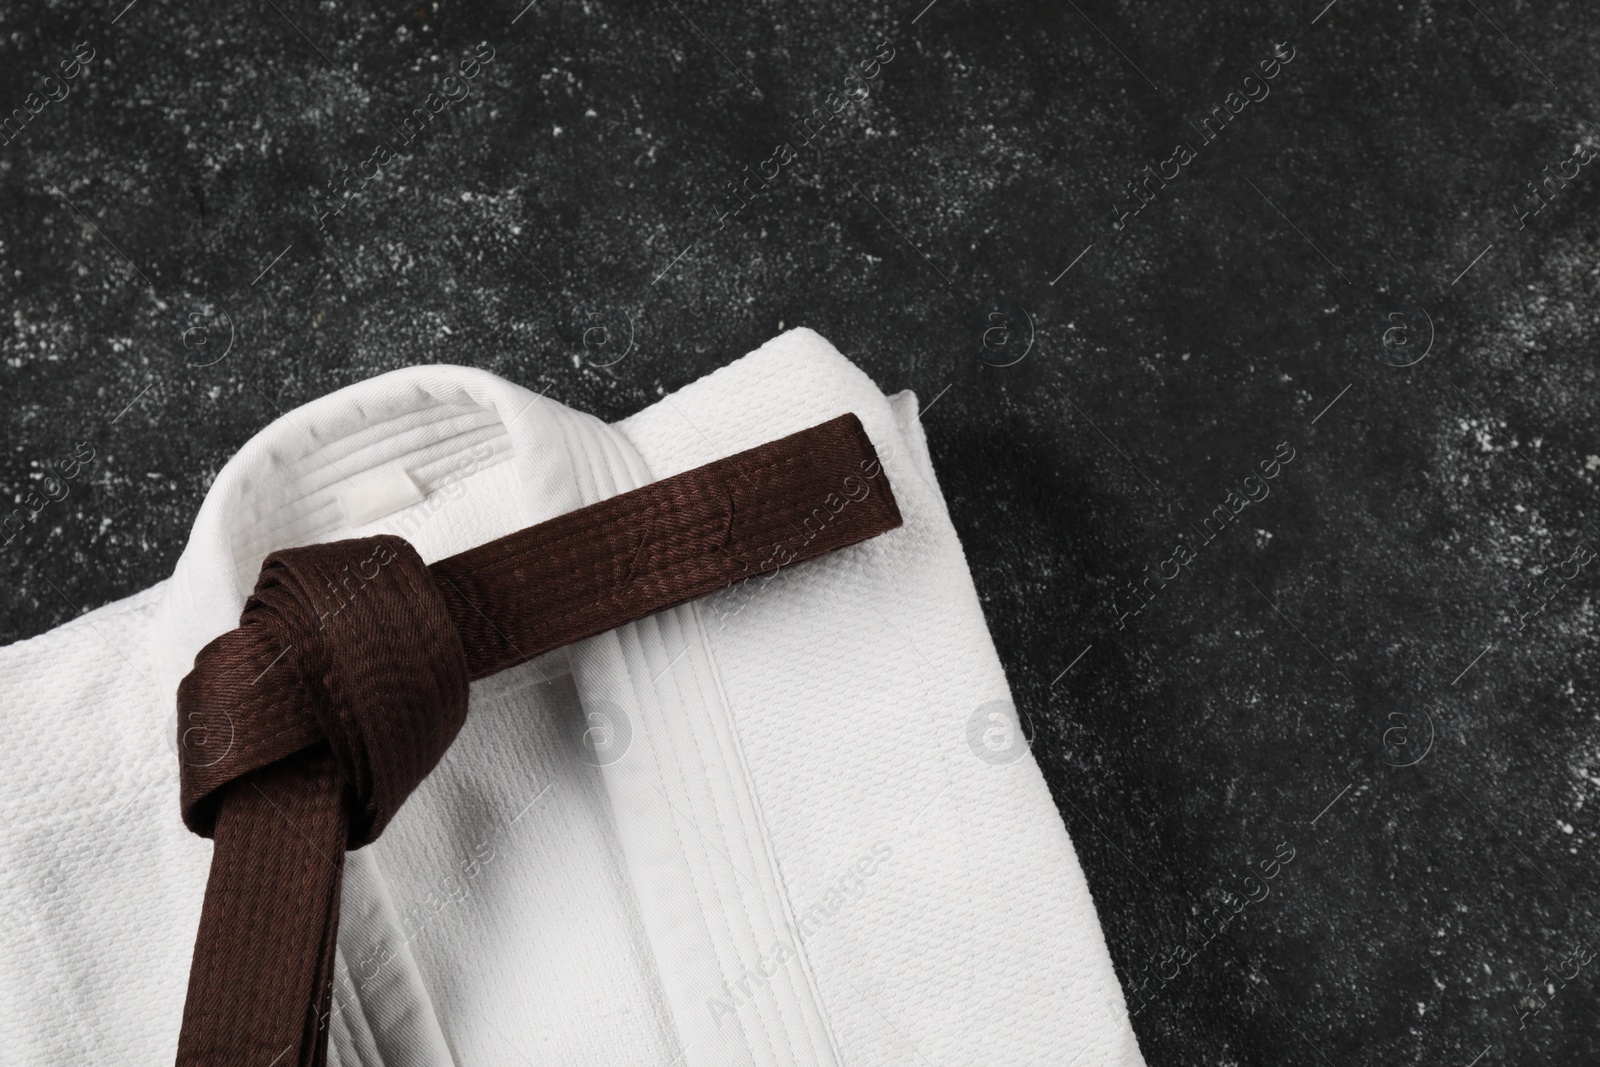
[0, 329, 1145, 1066]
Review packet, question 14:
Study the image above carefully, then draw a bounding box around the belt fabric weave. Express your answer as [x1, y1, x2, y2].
[173, 413, 901, 1065]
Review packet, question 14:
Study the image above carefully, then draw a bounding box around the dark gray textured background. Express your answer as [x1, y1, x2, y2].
[4, 0, 1598, 1063]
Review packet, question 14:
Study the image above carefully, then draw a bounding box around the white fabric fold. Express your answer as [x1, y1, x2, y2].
[0, 328, 1144, 1066]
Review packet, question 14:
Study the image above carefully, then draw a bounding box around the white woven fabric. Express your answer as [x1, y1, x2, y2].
[0, 328, 1144, 1066]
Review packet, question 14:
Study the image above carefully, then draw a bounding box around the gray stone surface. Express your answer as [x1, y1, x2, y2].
[4, 0, 1599, 1063]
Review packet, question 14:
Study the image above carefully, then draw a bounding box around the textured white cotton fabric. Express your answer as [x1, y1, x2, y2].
[0, 328, 1145, 1066]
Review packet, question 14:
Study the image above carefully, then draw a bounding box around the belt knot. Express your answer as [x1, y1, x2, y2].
[178, 534, 469, 849]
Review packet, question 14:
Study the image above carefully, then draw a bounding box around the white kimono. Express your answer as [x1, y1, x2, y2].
[0, 328, 1145, 1066]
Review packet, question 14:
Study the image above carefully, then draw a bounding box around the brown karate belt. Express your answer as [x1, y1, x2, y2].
[173, 412, 901, 1066]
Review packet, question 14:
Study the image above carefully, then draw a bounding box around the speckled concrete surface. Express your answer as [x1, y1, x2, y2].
[4, 0, 1600, 1063]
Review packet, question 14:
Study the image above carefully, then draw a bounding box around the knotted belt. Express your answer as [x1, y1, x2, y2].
[174, 413, 901, 1065]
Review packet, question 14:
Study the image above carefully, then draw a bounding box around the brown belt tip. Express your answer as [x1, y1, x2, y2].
[172, 412, 901, 1065]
